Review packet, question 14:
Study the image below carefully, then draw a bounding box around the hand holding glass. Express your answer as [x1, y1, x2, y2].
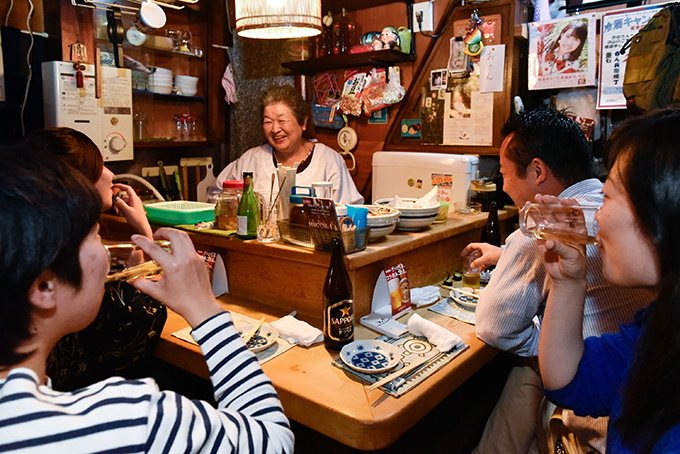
[519, 202, 600, 246]
[104, 240, 171, 282]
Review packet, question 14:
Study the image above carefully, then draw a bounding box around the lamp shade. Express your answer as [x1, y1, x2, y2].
[234, 0, 322, 39]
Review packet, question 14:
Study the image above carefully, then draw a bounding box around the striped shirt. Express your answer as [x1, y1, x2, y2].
[475, 178, 654, 451]
[0, 312, 294, 454]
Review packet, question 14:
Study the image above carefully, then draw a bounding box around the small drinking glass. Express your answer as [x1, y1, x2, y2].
[312, 181, 333, 199]
[462, 249, 482, 289]
[454, 201, 482, 215]
[256, 193, 280, 243]
[519, 202, 600, 246]
[104, 240, 170, 283]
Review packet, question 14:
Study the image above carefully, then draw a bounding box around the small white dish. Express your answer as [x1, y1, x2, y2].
[340, 340, 401, 374]
[235, 320, 279, 353]
[449, 287, 480, 309]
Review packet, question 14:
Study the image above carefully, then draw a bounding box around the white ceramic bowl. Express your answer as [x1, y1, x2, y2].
[361, 204, 400, 239]
[374, 198, 440, 231]
[149, 84, 173, 94]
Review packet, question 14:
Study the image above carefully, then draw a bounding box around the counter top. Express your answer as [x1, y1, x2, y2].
[101, 207, 517, 323]
[156, 292, 499, 451]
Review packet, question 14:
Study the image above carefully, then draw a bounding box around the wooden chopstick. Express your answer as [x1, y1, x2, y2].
[455, 288, 480, 299]
[242, 316, 265, 344]
[368, 357, 429, 391]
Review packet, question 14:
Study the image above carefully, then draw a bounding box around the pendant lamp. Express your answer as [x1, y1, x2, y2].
[234, 0, 322, 39]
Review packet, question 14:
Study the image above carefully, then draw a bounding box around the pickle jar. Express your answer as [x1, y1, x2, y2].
[215, 180, 243, 231]
[289, 186, 314, 225]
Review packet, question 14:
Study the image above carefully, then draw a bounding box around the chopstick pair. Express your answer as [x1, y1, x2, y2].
[242, 316, 265, 344]
[368, 357, 429, 391]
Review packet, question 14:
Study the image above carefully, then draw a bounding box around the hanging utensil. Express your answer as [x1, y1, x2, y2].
[106, 7, 125, 68]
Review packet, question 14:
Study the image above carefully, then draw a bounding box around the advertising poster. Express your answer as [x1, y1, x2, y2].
[597, 5, 662, 109]
[442, 63, 493, 146]
[528, 14, 597, 90]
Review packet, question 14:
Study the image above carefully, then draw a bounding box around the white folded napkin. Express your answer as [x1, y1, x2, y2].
[410, 285, 441, 307]
[407, 313, 463, 351]
[414, 186, 438, 207]
[270, 315, 323, 347]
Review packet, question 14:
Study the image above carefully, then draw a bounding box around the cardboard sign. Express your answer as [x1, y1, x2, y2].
[360, 263, 412, 338]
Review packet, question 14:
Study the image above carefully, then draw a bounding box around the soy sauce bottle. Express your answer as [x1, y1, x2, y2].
[323, 237, 354, 350]
[480, 200, 501, 246]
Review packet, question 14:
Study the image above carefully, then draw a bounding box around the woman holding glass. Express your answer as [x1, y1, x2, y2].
[209, 84, 363, 205]
[538, 109, 680, 453]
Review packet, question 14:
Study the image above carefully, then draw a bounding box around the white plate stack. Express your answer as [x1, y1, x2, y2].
[174, 75, 198, 97]
[148, 67, 173, 94]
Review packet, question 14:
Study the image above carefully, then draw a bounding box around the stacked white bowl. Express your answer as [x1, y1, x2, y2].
[148, 67, 173, 94]
[374, 198, 440, 231]
[174, 75, 199, 97]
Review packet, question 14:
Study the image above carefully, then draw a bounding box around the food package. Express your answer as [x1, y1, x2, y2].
[362, 68, 405, 115]
[339, 70, 369, 116]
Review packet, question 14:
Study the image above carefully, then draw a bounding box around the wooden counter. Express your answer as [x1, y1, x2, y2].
[101, 207, 517, 324]
[156, 293, 500, 451]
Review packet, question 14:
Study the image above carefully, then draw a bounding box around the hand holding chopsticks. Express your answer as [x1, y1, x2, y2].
[368, 357, 429, 391]
[242, 316, 265, 344]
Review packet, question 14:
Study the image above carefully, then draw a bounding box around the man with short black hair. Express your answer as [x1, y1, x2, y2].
[464, 108, 653, 454]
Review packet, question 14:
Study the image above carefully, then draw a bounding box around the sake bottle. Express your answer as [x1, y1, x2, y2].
[237, 172, 259, 239]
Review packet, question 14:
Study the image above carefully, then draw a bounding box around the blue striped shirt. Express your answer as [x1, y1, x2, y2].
[0, 312, 294, 454]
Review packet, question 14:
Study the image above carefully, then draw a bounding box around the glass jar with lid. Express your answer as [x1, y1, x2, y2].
[215, 180, 243, 231]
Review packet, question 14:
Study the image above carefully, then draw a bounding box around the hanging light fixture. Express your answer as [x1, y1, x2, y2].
[234, 0, 322, 39]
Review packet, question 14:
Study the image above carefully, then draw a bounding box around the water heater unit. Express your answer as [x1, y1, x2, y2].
[42, 61, 134, 161]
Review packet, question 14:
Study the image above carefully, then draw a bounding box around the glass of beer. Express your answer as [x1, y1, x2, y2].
[462, 249, 482, 289]
[104, 240, 171, 283]
[519, 202, 600, 246]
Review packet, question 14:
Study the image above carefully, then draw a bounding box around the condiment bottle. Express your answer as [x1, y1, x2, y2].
[215, 180, 243, 231]
[323, 237, 354, 351]
[480, 200, 501, 246]
[289, 186, 314, 225]
[237, 172, 259, 239]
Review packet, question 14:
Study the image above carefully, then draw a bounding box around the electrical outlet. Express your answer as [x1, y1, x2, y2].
[413, 1, 434, 33]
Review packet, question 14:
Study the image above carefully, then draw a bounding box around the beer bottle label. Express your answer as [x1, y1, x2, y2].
[326, 299, 354, 341]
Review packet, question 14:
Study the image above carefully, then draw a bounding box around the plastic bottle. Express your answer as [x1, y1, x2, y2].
[237, 172, 259, 239]
[323, 237, 354, 351]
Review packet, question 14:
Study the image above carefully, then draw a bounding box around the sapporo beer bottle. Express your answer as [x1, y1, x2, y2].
[237, 172, 259, 239]
[323, 237, 354, 350]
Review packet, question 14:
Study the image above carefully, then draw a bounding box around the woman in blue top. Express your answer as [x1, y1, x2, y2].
[537, 108, 680, 453]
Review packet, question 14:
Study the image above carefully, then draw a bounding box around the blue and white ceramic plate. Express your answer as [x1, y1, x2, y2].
[449, 287, 480, 309]
[340, 340, 401, 374]
[236, 321, 279, 353]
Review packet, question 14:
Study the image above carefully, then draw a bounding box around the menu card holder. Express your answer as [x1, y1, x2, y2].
[360, 263, 411, 338]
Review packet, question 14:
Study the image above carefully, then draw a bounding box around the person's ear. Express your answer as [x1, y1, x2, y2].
[28, 270, 59, 311]
[302, 116, 308, 131]
[530, 158, 550, 186]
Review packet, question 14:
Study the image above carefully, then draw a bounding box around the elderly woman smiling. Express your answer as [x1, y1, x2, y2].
[209, 84, 363, 205]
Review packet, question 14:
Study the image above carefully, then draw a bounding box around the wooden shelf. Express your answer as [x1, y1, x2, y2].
[134, 140, 211, 148]
[322, 0, 412, 14]
[282, 49, 415, 74]
[133, 89, 205, 101]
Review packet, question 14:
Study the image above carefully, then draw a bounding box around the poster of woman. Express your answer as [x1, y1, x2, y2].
[528, 14, 597, 90]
